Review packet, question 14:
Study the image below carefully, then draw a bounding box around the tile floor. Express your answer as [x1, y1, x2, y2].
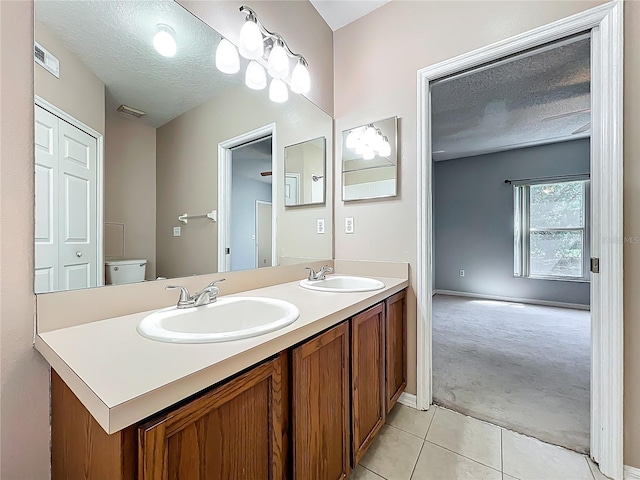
[352, 404, 608, 480]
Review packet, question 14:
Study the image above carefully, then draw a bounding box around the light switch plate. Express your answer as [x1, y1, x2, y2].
[345, 217, 354, 234]
[173, 226, 181, 237]
[317, 218, 325, 234]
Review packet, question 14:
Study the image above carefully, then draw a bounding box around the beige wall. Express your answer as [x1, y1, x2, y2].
[156, 84, 333, 278]
[0, 2, 51, 479]
[334, 0, 639, 468]
[178, 0, 334, 116]
[34, 21, 105, 135]
[104, 111, 157, 280]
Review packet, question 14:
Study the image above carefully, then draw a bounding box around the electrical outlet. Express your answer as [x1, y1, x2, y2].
[173, 226, 181, 237]
[345, 217, 354, 234]
[459, 269, 465, 277]
[317, 218, 325, 234]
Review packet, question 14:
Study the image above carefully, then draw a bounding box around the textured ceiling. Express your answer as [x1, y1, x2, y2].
[431, 36, 591, 161]
[35, 0, 243, 128]
[309, 0, 391, 31]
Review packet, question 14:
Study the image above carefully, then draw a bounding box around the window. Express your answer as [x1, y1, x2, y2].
[514, 178, 589, 280]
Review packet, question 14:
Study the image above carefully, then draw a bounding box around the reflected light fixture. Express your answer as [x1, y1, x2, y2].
[214, 6, 310, 103]
[269, 78, 288, 103]
[379, 137, 391, 157]
[153, 24, 177, 57]
[346, 124, 391, 159]
[245, 60, 267, 90]
[215, 38, 240, 74]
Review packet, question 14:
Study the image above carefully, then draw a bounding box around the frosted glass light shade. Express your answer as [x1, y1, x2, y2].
[267, 42, 290, 79]
[245, 61, 267, 90]
[215, 38, 240, 74]
[153, 25, 176, 57]
[238, 20, 263, 60]
[364, 125, 376, 141]
[346, 130, 358, 149]
[269, 78, 288, 103]
[363, 148, 375, 160]
[291, 61, 310, 94]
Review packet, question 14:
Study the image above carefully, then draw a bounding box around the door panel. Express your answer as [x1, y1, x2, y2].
[256, 201, 272, 268]
[34, 106, 59, 293]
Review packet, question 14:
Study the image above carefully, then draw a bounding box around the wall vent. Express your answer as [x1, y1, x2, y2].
[117, 105, 146, 118]
[34, 42, 60, 78]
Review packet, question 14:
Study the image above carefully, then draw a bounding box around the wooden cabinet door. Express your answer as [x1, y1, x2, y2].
[351, 303, 386, 465]
[292, 321, 350, 480]
[138, 353, 287, 480]
[385, 290, 407, 413]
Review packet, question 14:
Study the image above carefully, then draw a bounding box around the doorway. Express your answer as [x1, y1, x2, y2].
[416, 2, 623, 478]
[218, 124, 277, 272]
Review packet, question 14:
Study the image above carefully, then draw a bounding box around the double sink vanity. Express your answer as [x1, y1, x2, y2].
[35, 262, 408, 479]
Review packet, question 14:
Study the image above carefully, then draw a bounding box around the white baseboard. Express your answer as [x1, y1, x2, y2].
[433, 289, 590, 311]
[625, 465, 640, 480]
[397, 392, 417, 409]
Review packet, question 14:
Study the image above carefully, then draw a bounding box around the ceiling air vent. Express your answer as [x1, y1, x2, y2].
[117, 105, 146, 118]
[34, 42, 59, 78]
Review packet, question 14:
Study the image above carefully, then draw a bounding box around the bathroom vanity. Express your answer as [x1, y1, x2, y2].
[37, 273, 407, 479]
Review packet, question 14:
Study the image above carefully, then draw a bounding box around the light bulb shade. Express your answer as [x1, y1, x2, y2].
[215, 38, 240, 74]
[372, 130, 384, 151]
[355, 143, 365, 155]
[346, 130, 358, 149]
[291, 61, 310, 94]
[245, 60, 267, 90]
[238, 20, 264, 60]
[153, 25, 176, 57]
[269, 78, 288, 103]
[364, 125, 377, 140]
[363, 148, 375, 160]
[379, 138, 391, 157]
[267, 42, 290, 79]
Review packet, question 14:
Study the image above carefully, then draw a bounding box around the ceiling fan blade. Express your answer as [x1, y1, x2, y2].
[542, 108, 591, 122]
[571, 122, 591, 135]
[260, 171, 272, 177]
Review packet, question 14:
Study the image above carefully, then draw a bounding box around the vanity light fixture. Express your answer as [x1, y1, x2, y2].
[153, 24, 177, 58]
[245, 60, 267, 90]
[219, 5, 311, 101]
[346, 124, 392, 159]
[215, 38, 240, 74]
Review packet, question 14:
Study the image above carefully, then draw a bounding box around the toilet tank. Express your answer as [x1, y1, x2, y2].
[105, 259, 147, 285]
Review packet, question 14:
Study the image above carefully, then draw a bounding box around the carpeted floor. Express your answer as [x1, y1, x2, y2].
[432, 294, 590, 454]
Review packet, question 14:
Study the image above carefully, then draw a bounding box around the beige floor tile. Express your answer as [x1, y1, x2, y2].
[351, 465, 386, 479]
[587, 458, 611, 480]
[426, 407, 502, 470]
[412, 441, 502, 480]
[360, 424, 424, 480]
[502, 430, 593, 480]
[386, 404, 436, 439]
[503, 475, 519, 480]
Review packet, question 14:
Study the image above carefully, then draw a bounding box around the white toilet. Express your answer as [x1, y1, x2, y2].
[105, 259, 147, 285]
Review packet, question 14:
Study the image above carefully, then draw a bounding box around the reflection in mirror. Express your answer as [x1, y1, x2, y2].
[33, 0, 333, 293]
[342, 117, 398, 201]
[284, 137, 326, 207]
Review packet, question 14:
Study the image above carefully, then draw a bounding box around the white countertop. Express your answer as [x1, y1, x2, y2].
[36, 276, 407, 434]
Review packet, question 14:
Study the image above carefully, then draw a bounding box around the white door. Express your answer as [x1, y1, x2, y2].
[255, 201, 272, 268]
[285, 174, 300, 206]
[35, 105, 98, 293]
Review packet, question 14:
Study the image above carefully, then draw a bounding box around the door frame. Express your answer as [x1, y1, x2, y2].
[415, 2, 623, 478]
[217, 123, 277, 272]
[35, 95, 105, 287]
[254, 200, 273, 268]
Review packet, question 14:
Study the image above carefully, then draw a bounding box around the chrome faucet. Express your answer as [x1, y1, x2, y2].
[166, 279, 226, 309]
[305, 265, 333, 281]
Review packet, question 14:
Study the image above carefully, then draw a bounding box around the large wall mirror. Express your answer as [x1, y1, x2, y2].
[342, 116, 398, 201]
[33, 0, 333, 294]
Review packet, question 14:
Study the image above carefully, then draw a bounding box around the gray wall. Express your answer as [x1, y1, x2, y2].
[230, 172, 272, 272]
[434, 139, 590, 306]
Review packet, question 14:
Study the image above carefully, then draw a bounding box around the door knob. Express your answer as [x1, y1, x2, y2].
[76, 251, 82, 258]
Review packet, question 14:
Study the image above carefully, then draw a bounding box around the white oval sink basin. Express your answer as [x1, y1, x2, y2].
[137, 297, 300, 344]
[299, 275, 385, 293]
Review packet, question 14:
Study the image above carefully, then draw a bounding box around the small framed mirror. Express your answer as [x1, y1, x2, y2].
[342, 116, 398, 201]
[284, 137, 326, 207]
